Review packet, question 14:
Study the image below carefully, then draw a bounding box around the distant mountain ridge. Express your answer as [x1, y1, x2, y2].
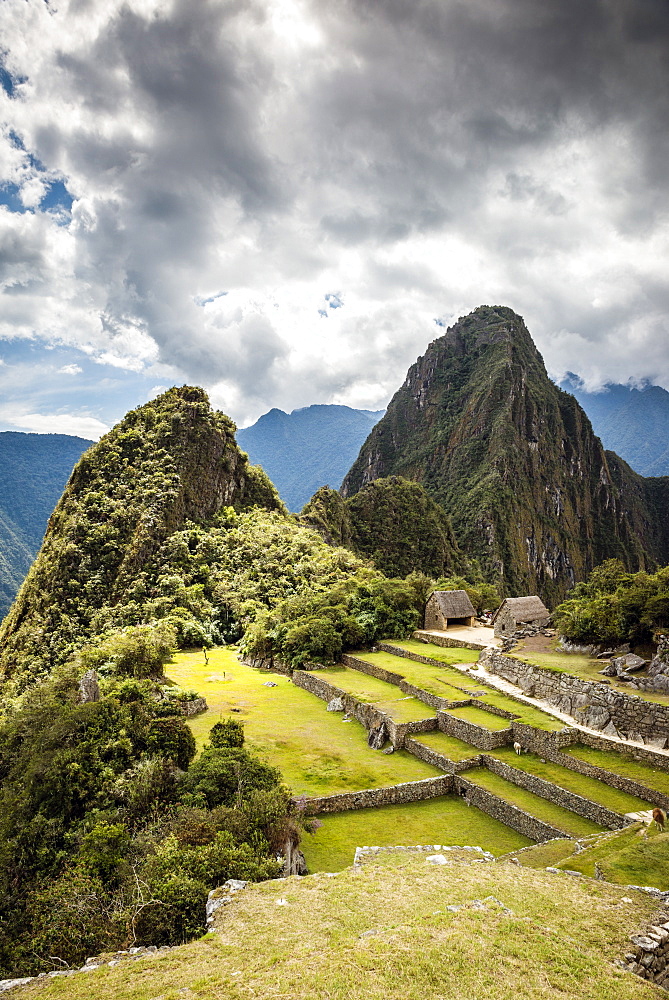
[341, 305, 669, 603]
[559, 374, 669, 477]
[237, 404, 384, 511]
[0, 432, 93, 619]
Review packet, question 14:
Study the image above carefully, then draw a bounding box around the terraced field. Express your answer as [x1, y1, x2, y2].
[168, 639, 669, 874]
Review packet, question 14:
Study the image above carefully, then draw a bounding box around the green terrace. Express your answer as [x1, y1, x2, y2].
[444, 704, 513, 731]
[464, 770, 606, 838]
[166, 650, 441, 796]
[562, 744, 669, 796]
[350, 648, 486, 701]
[411, 730, 485, 762]
[486, 748, 653, 816]
[307, 665, 436, 722]
[302, 795, 532, 873]
[385, 638, 481, 665]
[353, 645, 566, 730]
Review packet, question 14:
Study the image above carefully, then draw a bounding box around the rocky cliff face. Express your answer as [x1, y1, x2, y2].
[0, 386, 283, 689]
[341, 306, 664, 603]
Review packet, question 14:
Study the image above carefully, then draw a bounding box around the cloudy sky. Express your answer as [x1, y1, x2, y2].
[1, 0, 668, 438]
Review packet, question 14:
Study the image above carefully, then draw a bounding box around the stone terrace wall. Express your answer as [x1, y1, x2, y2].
[404, 737, 482, 774]
[454, 775, 565, 842]
[577, 728, 669, 769]
[413, 630, 489, 651]
[292, 669, 437, 748]
[480, 649, 669, 747]
[438, 710, 513, 750]
[303, 775, 454, 814]
[341, 653, 469, 710]
[481, 756, 629, 829]
[510, 721, 577, 756]
[377, 643, 481, 683]
[544, 746, 669, 813]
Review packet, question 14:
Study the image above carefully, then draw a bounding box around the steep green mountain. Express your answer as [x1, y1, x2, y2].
[341, 306, 669, 604]
[560, 374, 669, 477]
[0, 432, 92, 618]
[302, 477, 466, 579]
[0, 388, 423, 696]
[237, 404, 383, 511]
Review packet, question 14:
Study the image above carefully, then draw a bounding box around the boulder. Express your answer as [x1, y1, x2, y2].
[327, 697, 344, 712]
[79, 669, 100, 703]
[367, 723, 388, 750]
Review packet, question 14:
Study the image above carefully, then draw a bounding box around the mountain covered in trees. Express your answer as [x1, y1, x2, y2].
[340, 306, 669, 604]
[0, 432, 92, 619]
[237, 404, 383, 511]
[559, 374, 669, 477]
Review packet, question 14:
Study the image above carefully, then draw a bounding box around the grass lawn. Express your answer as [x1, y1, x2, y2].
[165, 649, 441, 796]
[476, 691, 565, 731]
[385, 638, 481, 664]
[487, 748, 653, 815]
[412, 730, 484, 763]
[446, 705, 513, 731]
[18, 858, 660, 1000]
[301, 795, 532, 872]
[464, 770, 605, 837]
[562, 744, 669, 795]
[308, 665, 436, 722]
[350, 650, 484, 700]
[501, 838, 578, 869]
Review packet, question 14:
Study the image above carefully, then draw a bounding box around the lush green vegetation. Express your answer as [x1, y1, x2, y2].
[13, 856, 660, 1000]
[0, 656, 309, 978]
[553, 559, 669, 645]
[410, 730, 485, 762]
[302, 796, 531, 872]
[445, 705, 513, 730]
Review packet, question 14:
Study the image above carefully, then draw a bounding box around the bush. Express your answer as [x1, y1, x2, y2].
[209, 718, 245, 749]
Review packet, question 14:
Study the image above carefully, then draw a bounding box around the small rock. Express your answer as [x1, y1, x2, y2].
[327, 697, 344, 712]
[426, 854, 449, 865]
[263, 681, 278, 687]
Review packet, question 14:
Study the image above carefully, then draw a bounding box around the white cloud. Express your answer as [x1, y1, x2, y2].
[0, 0, 667, 425]
[0, 408, 108, 439]
[57, 363, 82, 375]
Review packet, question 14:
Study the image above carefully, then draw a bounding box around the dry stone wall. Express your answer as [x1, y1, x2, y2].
[405, 737, 482, 774]
[454, 774, 566, 842]
[341, 653, 469, 710]
[438, 710, 513, 750]
[481, 756, 630, 829]
[413, 630, 489, 651]
[302, 775, 454, 814]
[480, 649, 669, 747]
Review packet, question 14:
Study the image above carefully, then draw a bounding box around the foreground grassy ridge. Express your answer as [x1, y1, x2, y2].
[465, 770, 605, 838]
[511, 823, 669, 890]
[302, 796, 532, 872]
[564, 744, 669, 795]
[487, 748, 653, 815]
[307, 665, 436, 722]
[15, 858, 660, 1000]
[166, 650, 441, 795]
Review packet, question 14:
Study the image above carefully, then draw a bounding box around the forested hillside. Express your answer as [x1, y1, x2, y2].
[341, 306, 669, 604]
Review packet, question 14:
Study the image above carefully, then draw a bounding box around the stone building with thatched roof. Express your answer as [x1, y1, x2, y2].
[424, 590, 476, 631]
[491, 596, 550, 638]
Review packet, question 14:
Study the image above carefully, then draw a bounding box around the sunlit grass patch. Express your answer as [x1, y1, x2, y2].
[307, 665, 436, 722]
[445, 704, 513, 730]
[385, 638, 481, 664]
[301, 795, 532, 872]
[412, 730, 484, 762]
[563, 744, 669, 795]
[166, 649, 441, 796]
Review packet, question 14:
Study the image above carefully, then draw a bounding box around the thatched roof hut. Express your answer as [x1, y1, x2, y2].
[491, 596, 550, 638]
[424, 590, 476, 630]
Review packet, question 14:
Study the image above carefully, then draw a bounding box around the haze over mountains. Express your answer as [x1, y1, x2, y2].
[559, 374, 669, 477]
[237, 404, 383, 512]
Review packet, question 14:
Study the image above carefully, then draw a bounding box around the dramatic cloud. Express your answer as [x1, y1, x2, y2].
[0, 0, 668, 428]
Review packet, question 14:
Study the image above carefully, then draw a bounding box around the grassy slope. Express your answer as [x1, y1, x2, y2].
[510, 822, 669, 890]
[302, 796, 531, 872]
[14, 858, 661, 1000]
[563, 744, 669, 795]
[387, 638, 480, 664]
[487, 748, 652, 814]
[165, 649, 441, 796]
[307, 665, 436, 722]
[446, 705, 513, 730]
[464, 770, 605, 837]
